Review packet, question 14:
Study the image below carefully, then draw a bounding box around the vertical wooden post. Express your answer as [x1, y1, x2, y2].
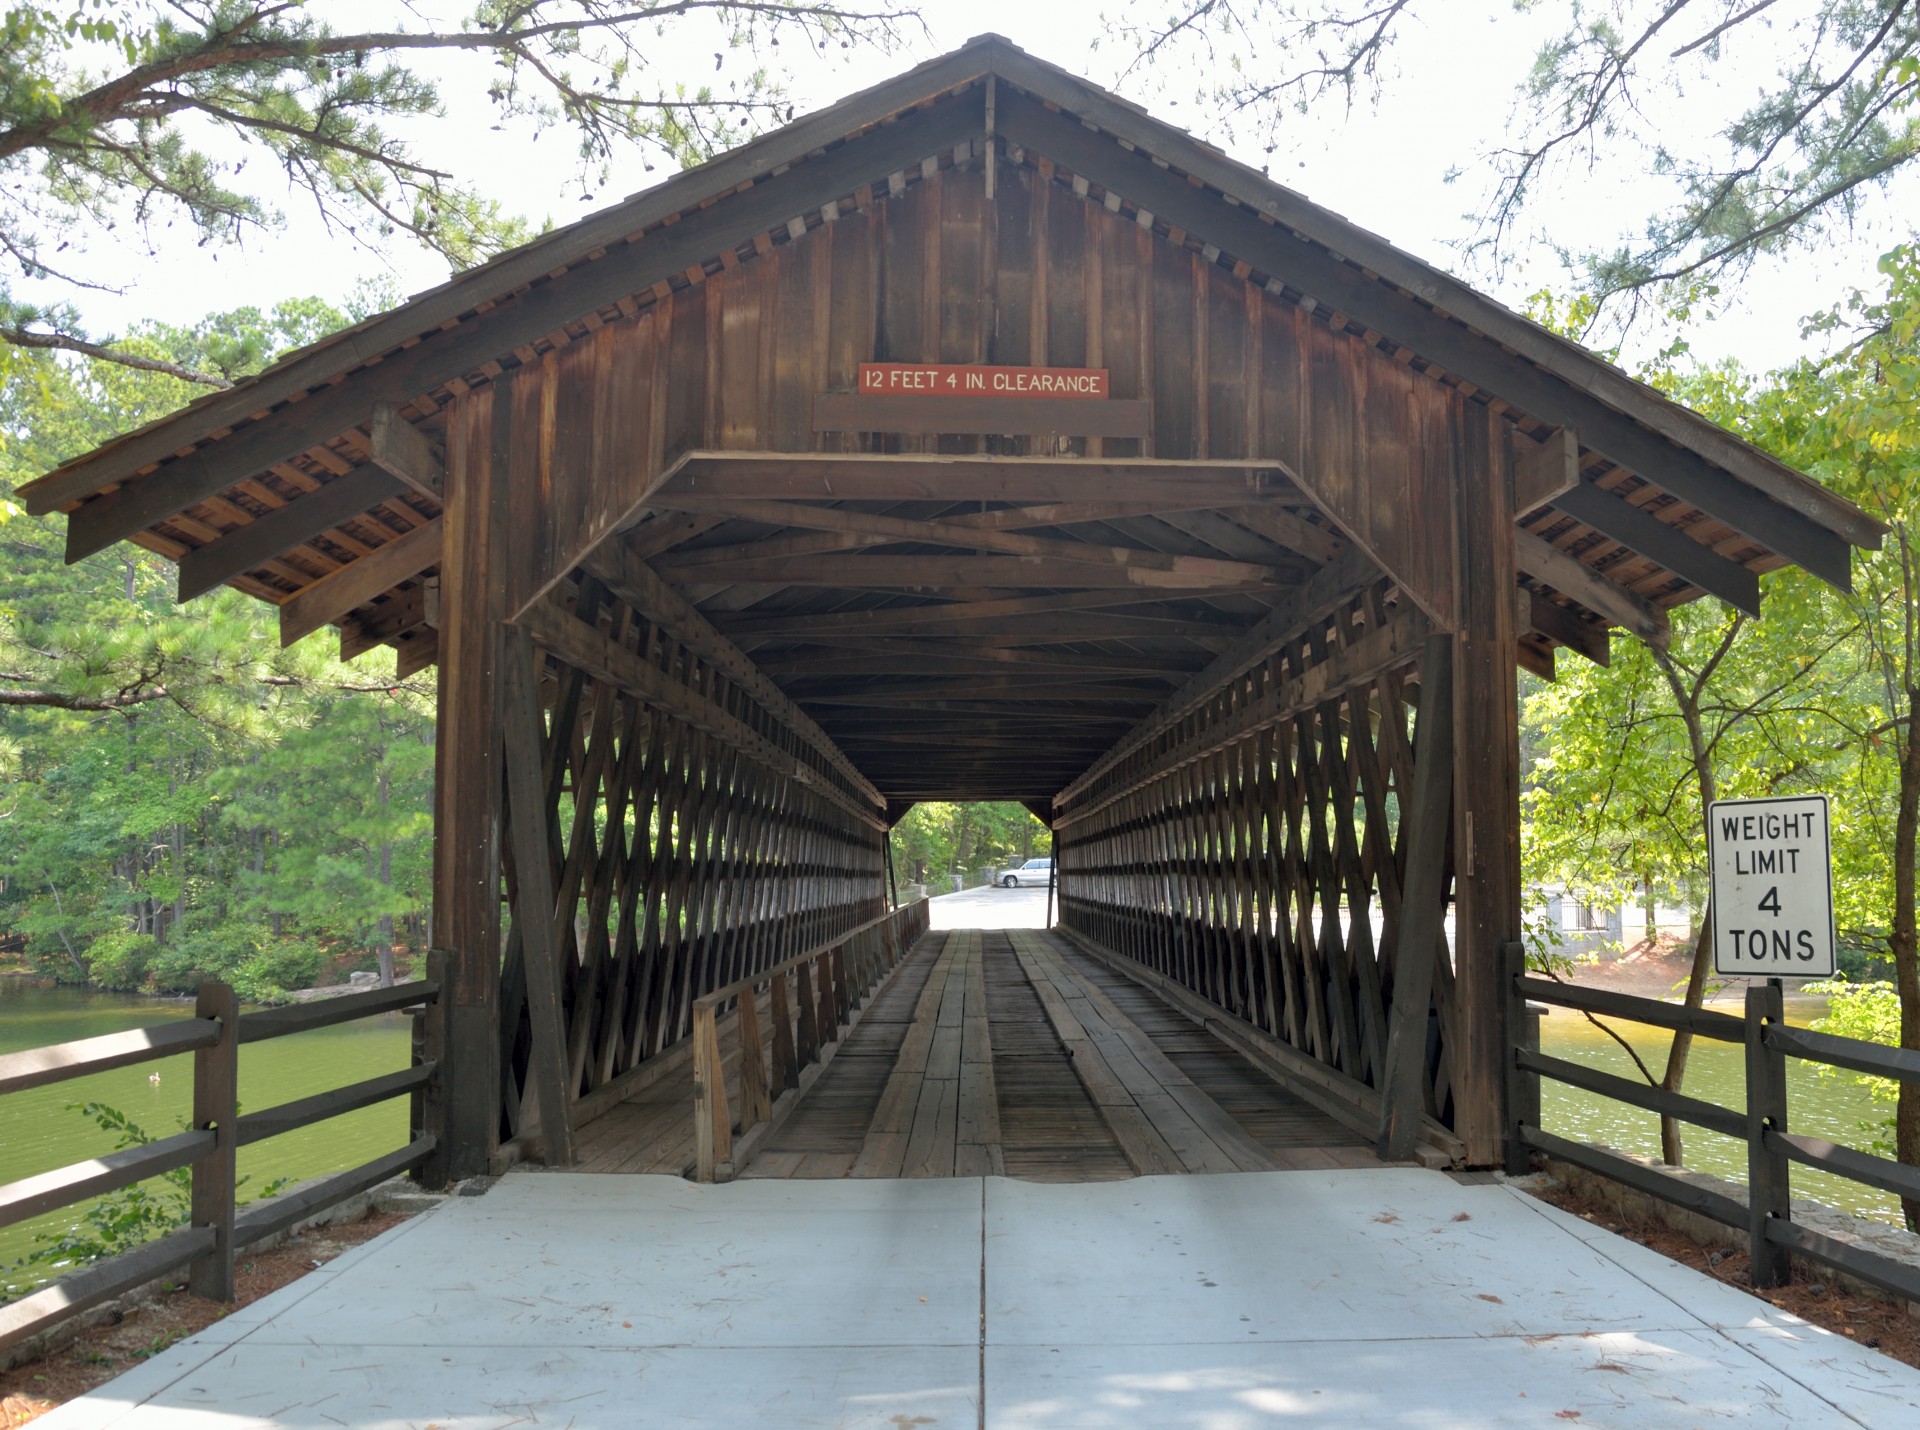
[770, 970, 798, 1091]
[1503, 940, 1538, 1177]
[815, 950, 838, 1045]
[1376, 633, 1454, 1161]
[1452, 405, 1523, 1164]
[189, 980, 237, 1302]
[416, 947, 451, 1189]
[737, 985, 772, 1128]
[499, 624, 578, 1166]
[795, 959, 820, 1062]
[434, 378, 509, 1180]
[830, 946, 850, 1027]
[1746, 980, 1792, 1287]
[693, 1002, 731, 1181]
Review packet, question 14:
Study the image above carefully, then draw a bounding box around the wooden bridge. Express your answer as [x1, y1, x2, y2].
[12, 35, 1918, 1425]
[574, 925, 1388, 1183]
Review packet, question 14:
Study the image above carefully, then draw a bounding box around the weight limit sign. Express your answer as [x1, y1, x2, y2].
[1707, 794, 1836, 978]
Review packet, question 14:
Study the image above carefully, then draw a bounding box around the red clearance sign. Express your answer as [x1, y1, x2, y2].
[858, 363, 1109, 399]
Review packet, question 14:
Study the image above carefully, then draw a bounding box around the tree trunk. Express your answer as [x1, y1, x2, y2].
[1651, 640, 1726, 1168]
[1660, 904, 1714, 1165]
[374, 766, 395, 987]
[1892, 695, 1919, 1230]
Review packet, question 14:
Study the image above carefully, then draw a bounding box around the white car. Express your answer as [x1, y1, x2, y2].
[999, 858, 1054, 888]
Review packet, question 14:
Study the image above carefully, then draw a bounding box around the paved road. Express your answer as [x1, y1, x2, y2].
[929, 883, 1051, 931]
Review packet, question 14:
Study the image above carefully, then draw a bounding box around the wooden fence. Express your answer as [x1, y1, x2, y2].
[0, 963, 443, 1354]
[1508, 942, 1920, 1304]
[692, 899, 930, 1181]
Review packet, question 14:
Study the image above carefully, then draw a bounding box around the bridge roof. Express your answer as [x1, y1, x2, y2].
[19, 37, 1883, 802]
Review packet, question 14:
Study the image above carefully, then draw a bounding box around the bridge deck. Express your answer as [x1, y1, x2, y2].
[574, 927, 1387, 1181]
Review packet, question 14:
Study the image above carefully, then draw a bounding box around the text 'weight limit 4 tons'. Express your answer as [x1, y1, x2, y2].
[1707, 793, 1836, 978]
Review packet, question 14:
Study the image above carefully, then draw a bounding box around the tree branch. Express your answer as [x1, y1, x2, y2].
[0, 326, 231, 387]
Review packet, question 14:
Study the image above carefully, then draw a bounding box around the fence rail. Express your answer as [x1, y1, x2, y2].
[1510, 944, 1920, 1305]
[0, 960, 444, 1354]
[692, 899, 930, 1182]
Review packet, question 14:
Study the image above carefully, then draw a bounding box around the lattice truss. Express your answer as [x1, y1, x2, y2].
[495, 573, 888, 1141]
[1055, 579, 1459, 1130]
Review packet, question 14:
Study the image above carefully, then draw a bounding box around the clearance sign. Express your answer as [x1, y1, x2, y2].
[858, 363, 1109, 399]
[1707, 794, 1836, 977]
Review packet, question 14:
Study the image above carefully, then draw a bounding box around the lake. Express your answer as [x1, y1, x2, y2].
[1534, 994, 1897, 1223]
[0, 978, 413, 1287]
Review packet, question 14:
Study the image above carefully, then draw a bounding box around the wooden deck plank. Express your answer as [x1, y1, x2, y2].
[568, 923, 1382, 1183]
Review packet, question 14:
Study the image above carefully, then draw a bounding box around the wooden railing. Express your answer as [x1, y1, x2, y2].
[692, 899, 929, 1182]
[0, 958, 443, 1353]
[1508, 942, 1920, 1304]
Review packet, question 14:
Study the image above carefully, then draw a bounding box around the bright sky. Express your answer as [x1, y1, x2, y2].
[42, 0, 1918, 377]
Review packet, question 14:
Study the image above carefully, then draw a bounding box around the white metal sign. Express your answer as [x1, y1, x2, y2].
[1708, 794, 1835, 978]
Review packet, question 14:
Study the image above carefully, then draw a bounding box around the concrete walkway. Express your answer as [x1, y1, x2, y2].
[39, 1168, 1920, 1428]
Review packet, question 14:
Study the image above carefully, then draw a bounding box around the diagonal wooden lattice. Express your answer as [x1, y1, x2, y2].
[496, 574, 887, 1148]
[1054, 579, 1458, 1135]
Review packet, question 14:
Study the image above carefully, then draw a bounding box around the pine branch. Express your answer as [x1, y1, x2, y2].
[0, 325, 231, 387]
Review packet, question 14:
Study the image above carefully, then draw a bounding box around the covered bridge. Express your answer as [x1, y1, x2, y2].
[20, 36, 1880, 1183]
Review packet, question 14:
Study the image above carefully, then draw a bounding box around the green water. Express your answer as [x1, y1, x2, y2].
[0, 978, 412, 1283]
[1538, 996, 1898, 1224]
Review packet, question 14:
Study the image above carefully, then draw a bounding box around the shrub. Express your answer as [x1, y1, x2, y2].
[84, 930, 158, 990]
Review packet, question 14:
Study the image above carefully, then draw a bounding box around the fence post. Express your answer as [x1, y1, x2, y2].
[1504, 940, 1537, 1176]
[189, 980, 238, 1302]
[415, 948, 450, 1189]
[1746, 979, 1792, 1288]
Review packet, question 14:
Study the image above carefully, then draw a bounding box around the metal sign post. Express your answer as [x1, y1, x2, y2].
[1707, 794, 1836, 978]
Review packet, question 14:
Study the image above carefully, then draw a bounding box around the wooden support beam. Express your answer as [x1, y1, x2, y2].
[1512, 428, 1580, 516]
[432, 379, 507, 1180]
[278, 519, 443, 647]
[802, 689, 1163, 710]
[48, 92, 989, 559]
[656, 452, 1298, 507]
[577, 538, 884, 816]
[1452, 408, 1523, 1167]
[791, 678, 1170, 703]
[1547, 481, 1762, 615]
[992, 78, 1871, 587]
[1377, 634, 1454, 1161]
[499, 625, 577, 1165]
[754, 643, 1210, 677]
[1514, 529, 1670, 648]
[370, 403, 445, 500]
[1058, 604, 1432, 827]
[339, 584, 427, 660]
[717, 590, 1257, 639]
[646, 494, 1299, 586]
[1526, 591, 1610, 666]
[515, 599, 887, 832]
[1219, 504, 1346, 565]
[658, 552, 1281, 591]
[1058, 548, 1375, 811]
[174, 467, 406, 600]
[393, 627, 439, 679]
